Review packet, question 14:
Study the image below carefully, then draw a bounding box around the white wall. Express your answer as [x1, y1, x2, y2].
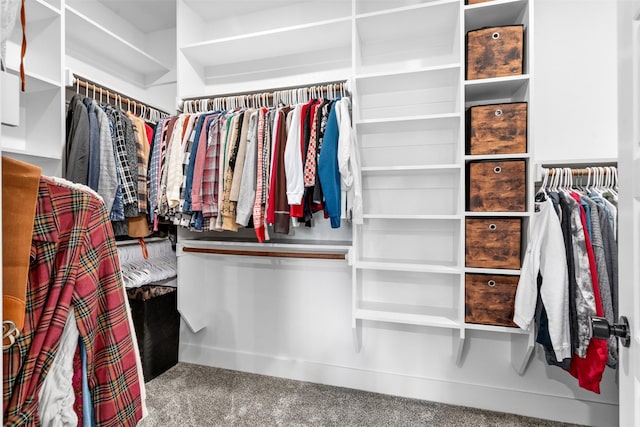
[533, 0, 618, 163]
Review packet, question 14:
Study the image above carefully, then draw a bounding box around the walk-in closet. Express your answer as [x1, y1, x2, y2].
[2, 1, 639, 426]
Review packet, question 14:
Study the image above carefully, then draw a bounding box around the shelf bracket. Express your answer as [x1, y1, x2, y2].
[510, 329, 535, 375]
[453, 328, 466, 367]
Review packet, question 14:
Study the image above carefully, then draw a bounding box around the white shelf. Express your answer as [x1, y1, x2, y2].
[465, 75, 530, 103]
[464, 322, 529, 334]
[356, 113, 461, 127]
[355, 63, 460, 83]
[0, 146, 62, 160]
[464, 267, 521, 276]
[355, 3, 460, 75]
[356, 302, 460, 328]
[355, 0, 458, 19]
[181, 17, 352, 69]
[362, 164, 462, 173]
[65, 6, 170, 84]
[464, 211, 531, 218]
[465, 153, 530, 161]
[363, 214, 462, 220]
[357, 66, 461, 121]
[465, 0, 528, 32]
[4, 67, 61, 93]
[356, 261, 460, 274]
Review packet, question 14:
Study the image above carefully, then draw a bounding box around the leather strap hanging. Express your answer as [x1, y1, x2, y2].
[20, 0, 25, 91]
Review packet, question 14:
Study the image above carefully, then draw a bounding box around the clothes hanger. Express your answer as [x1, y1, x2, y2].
[536, 167, 549, 200]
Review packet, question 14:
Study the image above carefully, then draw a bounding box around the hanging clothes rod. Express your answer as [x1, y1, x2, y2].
[68, 74, 171, 118]
[181, 246, 348, 260]
[546, 166, 617, 176]
[179, 80, 350, 112]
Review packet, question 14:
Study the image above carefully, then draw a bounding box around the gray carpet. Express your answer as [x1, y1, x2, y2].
[139, 363, 580, 427]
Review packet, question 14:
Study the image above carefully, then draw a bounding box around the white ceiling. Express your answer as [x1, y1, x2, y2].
[96, 0, 176, 34]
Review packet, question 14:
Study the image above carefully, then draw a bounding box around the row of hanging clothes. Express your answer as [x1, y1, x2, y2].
[152, 82, 363, 242]
[65, 76, 169, 238]
[514, 166, 618, 394]
[2, 156, 146, 426]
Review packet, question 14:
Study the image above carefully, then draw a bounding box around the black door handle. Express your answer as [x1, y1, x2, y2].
[591, 316, 631, 348]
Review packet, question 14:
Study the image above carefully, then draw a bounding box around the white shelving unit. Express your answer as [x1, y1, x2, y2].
[463, 0, 535, 375]
[351, 0, 466, 363]
[173, 0, 535, 373]
[1, 0, 64, 176]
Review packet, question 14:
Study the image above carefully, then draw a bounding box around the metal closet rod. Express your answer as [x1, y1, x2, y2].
[545, 166, 617, 176]
[179, 80, 350, 111]
[181, 246, 348, 260]
[70, 75, 171, 117]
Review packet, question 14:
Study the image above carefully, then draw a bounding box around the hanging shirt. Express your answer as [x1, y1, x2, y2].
[318, 102, 341, 228]
[237, 111, 259, 226]
[514, 198, 571, 362]
[3, 177, 143, 426]
[568, 192, 608, 394]
[83, 98, 101, 192]
[65, 94, 90, 185]
[336, 98, 363, 224]
[92, 100, 118, 214]
[147, 117, 168, 223]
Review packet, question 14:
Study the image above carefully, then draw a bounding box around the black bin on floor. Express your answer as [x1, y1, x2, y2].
[127, 285, 179, 382]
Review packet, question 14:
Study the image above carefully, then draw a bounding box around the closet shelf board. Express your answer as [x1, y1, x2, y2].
[356, 113, 461, 128]
[65, 6, 170, 77]
[464, 75, 530, 103]
[355, 0, 459, 20]
[464, 153, 530, 161]
[464, 267, 521, 276]
[0, 147, 62, 160]
[355, 302, 460, 329]
[464, 323, 529, 335]
[363, 214, 463, 220]
[180, 17, 352, 68]
[464, 211, 532, 218]
[465, 0, 528, 33]
[355, 261, 460, 274]
[4, 67, 61, 92]
[355, 5, 459, 62]
[362, 164, 462, 173]
[355, 64, 461, 82]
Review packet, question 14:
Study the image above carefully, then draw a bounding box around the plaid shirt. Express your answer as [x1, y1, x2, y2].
[104, 106, 137, 207]
[201, 114, 225, 218]
[148, 118, 168, 223]
[3, 177, 143, 426]
[127, 112, 151, 214]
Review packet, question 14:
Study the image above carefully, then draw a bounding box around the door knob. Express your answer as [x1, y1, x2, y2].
[590, 316, 631, 348]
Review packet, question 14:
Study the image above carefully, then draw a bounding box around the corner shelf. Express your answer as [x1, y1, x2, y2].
[180, 17, 352, 71]
[65, 5, 171, 86]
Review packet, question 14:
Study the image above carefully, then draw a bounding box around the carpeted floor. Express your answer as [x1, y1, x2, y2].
[138, 363, 581, 427]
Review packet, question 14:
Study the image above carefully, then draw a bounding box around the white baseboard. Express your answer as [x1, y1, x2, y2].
[179, 343, 618, 427]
